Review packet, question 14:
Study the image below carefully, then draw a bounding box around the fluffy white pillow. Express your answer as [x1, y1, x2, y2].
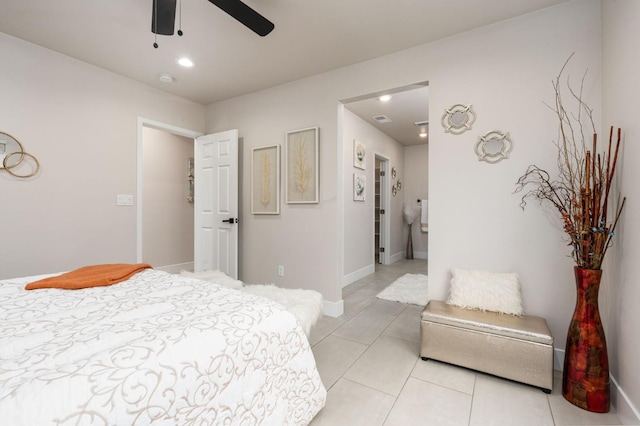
[179, 269, 244, 289]
[447, 268, 524, 315]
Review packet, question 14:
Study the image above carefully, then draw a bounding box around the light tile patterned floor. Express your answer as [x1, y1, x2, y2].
[308, 259, 623, 426]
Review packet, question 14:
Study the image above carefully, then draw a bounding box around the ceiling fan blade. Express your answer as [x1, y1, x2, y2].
[152, 0, 176, 35]
[208, 0, 275, 36]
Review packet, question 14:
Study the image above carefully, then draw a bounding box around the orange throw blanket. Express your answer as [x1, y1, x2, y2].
[25, 263, 153, 290]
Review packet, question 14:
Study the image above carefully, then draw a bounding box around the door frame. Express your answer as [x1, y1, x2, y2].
[375, 153, 391, 265]
[136, 117, 203, 263]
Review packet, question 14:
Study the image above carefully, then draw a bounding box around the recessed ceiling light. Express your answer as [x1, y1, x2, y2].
[177, 57, 195, 68]
[379, 95, 392, 102]
[419, 132, 428, 138]
[159, 73, 174, 83]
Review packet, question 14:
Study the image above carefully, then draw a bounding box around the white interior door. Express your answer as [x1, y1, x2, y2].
[194, 129, 239, 278]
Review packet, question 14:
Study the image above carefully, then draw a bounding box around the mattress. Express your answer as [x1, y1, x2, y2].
[0, 268, 326, 425]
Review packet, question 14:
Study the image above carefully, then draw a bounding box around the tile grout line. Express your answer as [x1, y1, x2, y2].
[467, 373, 478, 426]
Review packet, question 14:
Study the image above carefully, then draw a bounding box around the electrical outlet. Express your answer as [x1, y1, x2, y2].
[116, 194, 134, 206]
[277, 265, 284, 277]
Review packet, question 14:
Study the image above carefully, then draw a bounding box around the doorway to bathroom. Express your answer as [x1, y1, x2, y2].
[342, 82, 429, 276]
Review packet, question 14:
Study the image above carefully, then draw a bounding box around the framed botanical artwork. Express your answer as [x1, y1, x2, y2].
[353, 139, 366, 170]
[251, 144, 280, 214]
[285, 127, 319, 204]
[353, 173, 365, 201]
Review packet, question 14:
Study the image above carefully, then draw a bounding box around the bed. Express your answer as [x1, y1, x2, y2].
[0, 267, 326, 425]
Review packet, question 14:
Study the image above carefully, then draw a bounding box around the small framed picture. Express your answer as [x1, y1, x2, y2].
[354, 139, 366, 170]
[251, 144, 280, 214]
[353, 173, 366, 201]
[285, 127, 319, 204]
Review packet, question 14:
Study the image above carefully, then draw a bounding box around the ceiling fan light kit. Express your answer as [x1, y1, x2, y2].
[152, 0, 177, 36]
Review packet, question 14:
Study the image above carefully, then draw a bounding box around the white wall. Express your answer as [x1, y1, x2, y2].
[602, 1, 640, 422]
[141, 127, 194, 270]
[426, 2, 601, 340]
[206, 0, 602, 327]
[404, 144, 429, 258]
[342, 109, 405, 281]
[205, 82, 341, 300]
[0, 33, 205, 279]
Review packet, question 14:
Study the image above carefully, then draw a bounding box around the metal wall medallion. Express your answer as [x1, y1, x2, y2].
[441, 104, 476, 135]
[475, 130, 513, 163]
[0, 131, 40, 178]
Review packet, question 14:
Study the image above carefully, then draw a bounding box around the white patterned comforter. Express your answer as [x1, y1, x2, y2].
[0, 269, 326, 425]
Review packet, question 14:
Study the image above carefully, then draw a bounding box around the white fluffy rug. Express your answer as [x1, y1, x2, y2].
[179, 270, 323, 337]
[179, 269, 244, 289]
[376, 273, 429, 306]
[242, 285, 323, 337]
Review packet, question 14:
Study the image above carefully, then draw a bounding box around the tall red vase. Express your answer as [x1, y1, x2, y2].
[562, 266, 610, 412]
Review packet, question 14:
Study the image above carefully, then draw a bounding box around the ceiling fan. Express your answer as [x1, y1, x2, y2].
[152, 0, 274, 42]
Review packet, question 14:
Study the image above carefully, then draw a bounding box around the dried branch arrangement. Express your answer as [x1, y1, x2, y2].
[515, 57, 626, 270]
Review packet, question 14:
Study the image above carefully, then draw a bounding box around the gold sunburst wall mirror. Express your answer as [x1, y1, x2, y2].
[441, 104, 476, 135]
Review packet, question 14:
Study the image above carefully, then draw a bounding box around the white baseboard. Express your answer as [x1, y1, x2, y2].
[155, 262, 194, 274]
[611, 375, 640, 425]
[413, 251, 428, 260]
[554, 348, 640, 424]
[323, 299, 344, 318]
[554, 348, 565, 372]
[342, 264, 375, 287]
[391, 251, 427, 262]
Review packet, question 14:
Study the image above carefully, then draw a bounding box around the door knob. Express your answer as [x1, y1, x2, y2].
[222, 218, 238, 224]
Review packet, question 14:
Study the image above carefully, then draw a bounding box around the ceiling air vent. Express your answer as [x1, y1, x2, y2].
[414, 120, 429, 127]
[373, 115, 392, 123]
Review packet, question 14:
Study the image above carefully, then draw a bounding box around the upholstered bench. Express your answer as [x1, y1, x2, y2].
[420, 300, 554, 393]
